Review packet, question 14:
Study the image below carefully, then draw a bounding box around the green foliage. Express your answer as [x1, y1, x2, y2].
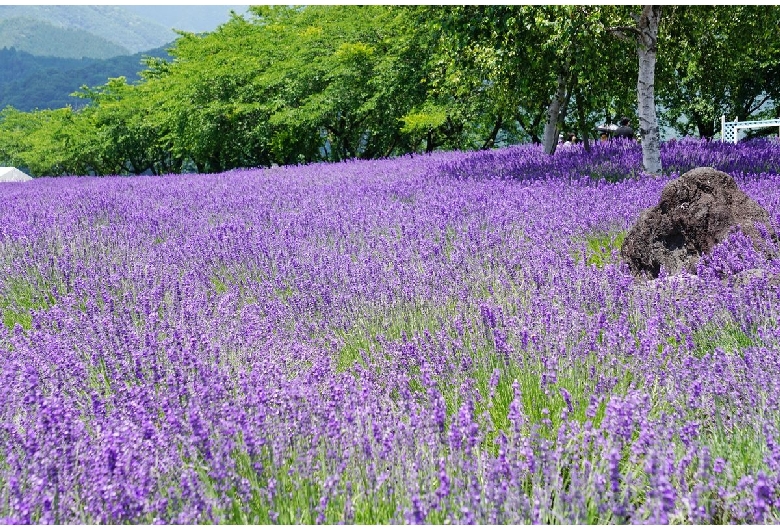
[211, 445, 401, 524]
[0, 276, 55, 331]
[575, 229, 627, 268]
[703, 422, 773, 482]
[658, 6, 780, 139]
[211, 277, 228, 295]
[334, 298, 454, 373]
[2, 5, 780, 176]
[400, 104, 449, 135]
[432, 6, 637, 148]
[692, 321, 757, 359]
[0, 106, 87, 176]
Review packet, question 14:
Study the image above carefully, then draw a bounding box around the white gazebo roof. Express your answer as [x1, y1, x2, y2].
[0, 167, 32, 182]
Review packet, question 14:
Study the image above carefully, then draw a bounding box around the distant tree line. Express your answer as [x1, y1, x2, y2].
[0, 46, 172, 112]
[1, 5, 778, 177]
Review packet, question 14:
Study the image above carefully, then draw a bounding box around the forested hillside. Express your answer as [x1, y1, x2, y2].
[0, 5, 173, 54]
[0, 18, 129, 59]
[1, 5, 778, 177]
[0, 46, 172, 111]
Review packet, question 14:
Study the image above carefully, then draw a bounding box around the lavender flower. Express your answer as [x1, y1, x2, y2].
[0, 139, 779, 522]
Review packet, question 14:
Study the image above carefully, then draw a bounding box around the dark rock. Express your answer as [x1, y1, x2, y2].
[621, 167, 777, 278]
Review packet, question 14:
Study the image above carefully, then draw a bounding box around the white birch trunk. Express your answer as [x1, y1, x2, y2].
[543, 74, 567, 155]
[637, 6, 662, 175]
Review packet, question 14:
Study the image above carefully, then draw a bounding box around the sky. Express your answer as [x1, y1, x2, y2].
[120, 5, 249, 34]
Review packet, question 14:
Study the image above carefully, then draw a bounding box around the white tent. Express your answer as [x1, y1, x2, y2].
[0, 167, 32, 182]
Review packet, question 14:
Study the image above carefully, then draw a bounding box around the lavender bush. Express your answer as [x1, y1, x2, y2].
[440, 137, 780, 182]
[0, 139, 779, 523]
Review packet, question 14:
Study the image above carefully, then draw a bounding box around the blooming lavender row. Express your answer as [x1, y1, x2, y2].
[0, 140, 779, 523]
[440, 137, 780, 183]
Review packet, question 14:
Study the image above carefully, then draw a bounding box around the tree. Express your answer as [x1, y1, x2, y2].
[431, 6, 637, 155]
[610, 6, 662, 175]
[657, 6, 780, 139]
[0, 105, 91, 176]
[417, 6, 532, 152]
[636, 6, 662, 175]
[14, 4, 780, 177]
[133, 6, 434, 168]
[0, 106, 35, 169]
[253, 6, 433, 161]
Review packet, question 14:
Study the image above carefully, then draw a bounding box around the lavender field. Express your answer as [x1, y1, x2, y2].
[2, 139, 780, 523]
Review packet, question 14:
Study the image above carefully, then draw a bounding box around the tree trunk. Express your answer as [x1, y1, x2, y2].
[543, 73, 568, 155]
[530, 111, 543, 144]
[382, 136, 398, 158]
[481, 116, 503, 150]
[556, 83, 573, 142]
[637, 5, 662, 175]
[693, 114, 715, 140]
[517, 109, 544, 144]
[426, 129, 434, 153]
[576, 91, 591, 153]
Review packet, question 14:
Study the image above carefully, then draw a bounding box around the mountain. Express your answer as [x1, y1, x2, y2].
[121, 6, 250, 34]
[0, 18, 130, 59]
[0, 6, 248, 112]
[0, 6, 175, 55]
[0, 46, 172, 112]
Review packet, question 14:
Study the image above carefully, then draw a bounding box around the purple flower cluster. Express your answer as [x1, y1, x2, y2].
[440, 137, 780, 183]
[0, 139, 779, 523]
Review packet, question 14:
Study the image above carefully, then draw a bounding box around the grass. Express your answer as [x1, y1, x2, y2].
[334, 297, 458, 373]
[0, 275, 56, 330]
[579, 229, 627, 268]
[204, 439, 404, 524]
[334, 293, 628, 453]
[692, 320, 757, 358]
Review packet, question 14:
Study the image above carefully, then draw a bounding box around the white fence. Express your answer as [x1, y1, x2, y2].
[721, 115, 780, 143]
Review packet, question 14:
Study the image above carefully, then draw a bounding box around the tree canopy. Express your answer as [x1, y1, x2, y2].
[657, 6, 780, 139]
[1, 5, 778, 176]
